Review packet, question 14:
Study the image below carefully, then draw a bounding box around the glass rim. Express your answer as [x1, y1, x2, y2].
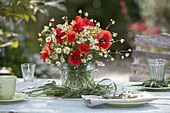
[21, 63, 36, 66]
[0, 75, 17, 79]
[148, 58, 166, 63]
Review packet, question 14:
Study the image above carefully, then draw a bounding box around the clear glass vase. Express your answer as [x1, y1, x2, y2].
[62, 63, 94, 89]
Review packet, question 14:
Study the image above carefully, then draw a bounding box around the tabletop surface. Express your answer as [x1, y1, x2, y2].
[0, 79, 170, 113]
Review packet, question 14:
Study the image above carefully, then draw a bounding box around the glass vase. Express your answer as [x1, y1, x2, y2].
[62, 64, 94, 89]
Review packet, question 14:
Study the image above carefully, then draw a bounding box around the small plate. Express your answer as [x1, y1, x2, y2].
[143, 86, 170, 91]
[0, 93, 28, 102]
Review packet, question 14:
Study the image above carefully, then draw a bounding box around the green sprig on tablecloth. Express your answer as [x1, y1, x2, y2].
[29, 79, 117, 98]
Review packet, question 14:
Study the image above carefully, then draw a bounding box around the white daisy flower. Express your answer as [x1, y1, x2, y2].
[50, 18, 55, 22]
[128, 49, 132, 52]
[38, 33, 41, 37]
[44, 26, 49, 32]
[94, 46, 99, 50]
[84, 12, 89, 17]
[87, 54, 93, 60]
[99, 52, 103, 56]
[46, 36, 51, 42]
[62, 16, 66, 20]
[111, 20, 115, 25]
[78, 9, 82, 14]
[76, 40, 81, 44]
[60, 57, 65, 63]
[125, 53, 130, 57]
[96, 22, 100, 27]
[56, 48, 62, 54]
[49, 22, 52, 27]
[63, 47, 70, 54]
[56, 61, 61, 66]
[113, 32, 118, 37]
[111, 57, 115, 61]
[120, 39, 125, 43]
[82, 59, 87, 63]
[104, 54, 108, 58]
[45, 58, 51, 64]
[52, 54, 58, 60]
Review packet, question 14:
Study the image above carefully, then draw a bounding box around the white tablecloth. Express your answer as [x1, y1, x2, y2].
[0, 79, 170, 113]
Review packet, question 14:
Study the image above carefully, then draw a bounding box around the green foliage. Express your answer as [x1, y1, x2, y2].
[0, 0, 67, 77]
[132, 79, 170, 88]
[30, 79, 117, 98]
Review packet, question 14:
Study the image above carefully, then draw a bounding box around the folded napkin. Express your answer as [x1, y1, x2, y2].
[81, 92, 160, 107]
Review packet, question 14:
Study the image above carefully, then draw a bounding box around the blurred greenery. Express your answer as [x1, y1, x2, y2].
[1, 0, 169, 78]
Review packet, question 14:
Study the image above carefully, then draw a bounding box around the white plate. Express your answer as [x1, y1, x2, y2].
[105, 98, 155, 107]
[82, 93, 157, 107]
[0, 93, 28, 102]
[143, 86, 170, 91]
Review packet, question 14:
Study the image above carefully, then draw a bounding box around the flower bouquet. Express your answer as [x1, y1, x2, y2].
[35, 10, 130, 98]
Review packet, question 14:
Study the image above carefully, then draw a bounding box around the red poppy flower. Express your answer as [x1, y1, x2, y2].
[96, 30, 112, 50]
[78, 43, 90, 54]
[40, 53, 48, 62]
[40, 46, 49, 62]
[73, 22, 85, 33]
[119, 0, 125, 7]
[75, 16, 83, 23]
[121, 8, 127, 15]
[83, 18, 94, 27]
[55, 28, 65, 44]
[67, 30, 76, 43]
[68, 50, 81, 66]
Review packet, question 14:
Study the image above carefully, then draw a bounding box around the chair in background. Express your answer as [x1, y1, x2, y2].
[130, 33, 170, 81]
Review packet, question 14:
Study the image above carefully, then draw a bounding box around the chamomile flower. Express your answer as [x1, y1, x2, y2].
[49, 22, 52, 27]
[87, 54, 93, 60]
[52, 54, 58, 60]
[60, 56, 65, 63]
[63, 47, 70, 55]
[56, 48, 62, 54]
[84, 12, 89, 17]
[128, 49, 132, 52]
[82, 59, 87, 63]
[45, 58, 51, 64]
[104, 54, 108, 58]
[99, 52, 103, 56]
[125, 53, 130, 57]
[46, 36, 51, 42]
[120, 39, 125, 43]
[38, 33, 41, 37]
[110, 19, 115, 25]
[96, 22, 100, 27]
[50, 18, 55, 22]
[113, 32, 118, 37]
[43, 26, 49, 32]
[111, 57, 115, 61]
[56, 61, 61, 66]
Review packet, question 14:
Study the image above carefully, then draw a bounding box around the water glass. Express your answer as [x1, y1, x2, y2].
[21, 63, 36, 82]
[148, 59, 166, 82]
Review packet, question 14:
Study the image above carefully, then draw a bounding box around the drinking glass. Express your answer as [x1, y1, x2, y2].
[148, 59, 166, 82]
[21, 63, 36, 82]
